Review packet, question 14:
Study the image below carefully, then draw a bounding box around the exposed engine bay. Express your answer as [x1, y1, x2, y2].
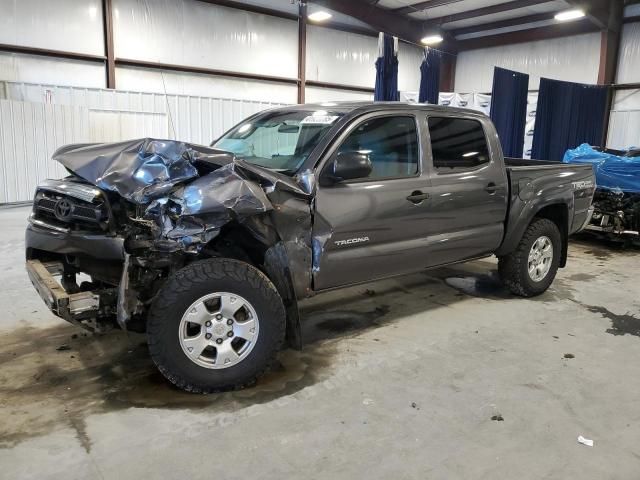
[589, 189, 640, 242]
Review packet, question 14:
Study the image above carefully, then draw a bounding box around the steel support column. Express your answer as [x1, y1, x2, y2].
[298, 2, 307, 104]
[102, 0, 116, 89]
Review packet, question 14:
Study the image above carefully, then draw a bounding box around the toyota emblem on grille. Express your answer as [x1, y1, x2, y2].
[54, 198, 74, 221]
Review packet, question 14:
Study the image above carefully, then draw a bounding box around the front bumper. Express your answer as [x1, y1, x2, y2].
[26, 259, 100, 328]
[26, 217, 124, 261]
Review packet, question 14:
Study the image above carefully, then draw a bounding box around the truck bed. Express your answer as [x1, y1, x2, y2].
[505, 157, 592, 169]
[497, 158, 596, 258]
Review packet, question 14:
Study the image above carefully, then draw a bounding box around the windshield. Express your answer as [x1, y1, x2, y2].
[213, 109, 343, 174]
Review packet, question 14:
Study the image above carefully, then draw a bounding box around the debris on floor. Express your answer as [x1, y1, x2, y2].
[491, 414, 504, 421]
[578, 435, 594, 447]
[411, 402, 420, 410]
[564, 353, 575, 359]
[56, 344, 71, 351]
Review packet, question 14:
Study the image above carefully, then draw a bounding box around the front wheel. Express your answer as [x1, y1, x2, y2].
[498, 218, 562, 297]
[147, 258, 286, 393]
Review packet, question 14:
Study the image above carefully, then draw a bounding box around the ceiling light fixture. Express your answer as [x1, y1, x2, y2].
[554, 9, 586, 21]
[421, 34, 444, 45]
[308, 11, 332, 22]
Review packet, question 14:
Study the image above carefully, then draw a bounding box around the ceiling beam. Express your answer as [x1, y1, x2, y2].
[563, 0, 611, 30]
[427, 0, 554, 25]
[456, 18, 597, 50]
[309, 0, 458, 51]
[451, 11, 557, 36]
[393, 0, 465, 16]
[198, 0, 297, 20]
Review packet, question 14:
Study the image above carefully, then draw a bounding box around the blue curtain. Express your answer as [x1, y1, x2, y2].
[374, 33, 399, 101]
[419, 48, 441, 104]
[489, 67, 529, 158]
[532, 78, 608, 161]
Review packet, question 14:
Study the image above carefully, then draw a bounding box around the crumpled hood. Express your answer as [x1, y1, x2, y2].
[55, 138, 238, 203]
[53, 138, 312, 251]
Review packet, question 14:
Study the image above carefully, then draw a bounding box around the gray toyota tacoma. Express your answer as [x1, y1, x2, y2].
[26, 102, 595, 392]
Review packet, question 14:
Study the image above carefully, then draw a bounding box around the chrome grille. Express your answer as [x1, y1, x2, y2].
[32, 182, 109, 231]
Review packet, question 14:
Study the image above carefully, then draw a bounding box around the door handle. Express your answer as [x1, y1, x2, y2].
[485, 182, 498, 194]
[406, 190, 430, 204]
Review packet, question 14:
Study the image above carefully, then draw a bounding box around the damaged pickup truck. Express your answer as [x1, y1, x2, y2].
[26, 103, 596, 392]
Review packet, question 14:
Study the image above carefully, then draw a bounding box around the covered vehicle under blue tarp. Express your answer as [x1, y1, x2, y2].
[563, 143, 640, 193]
[564, 143, 640, 239]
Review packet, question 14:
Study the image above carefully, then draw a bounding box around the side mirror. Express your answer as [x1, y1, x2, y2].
[323, 151, 373, 184]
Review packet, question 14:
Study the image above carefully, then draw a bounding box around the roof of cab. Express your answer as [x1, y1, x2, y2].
[272, 101, 487, 117]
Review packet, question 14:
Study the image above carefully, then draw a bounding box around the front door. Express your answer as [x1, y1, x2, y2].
[312, 112, 432, 290]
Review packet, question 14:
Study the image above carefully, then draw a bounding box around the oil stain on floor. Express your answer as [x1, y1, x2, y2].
[0, 323, 337, 451]
[582, 304, 640, 337]
[0, 270, 469, 451]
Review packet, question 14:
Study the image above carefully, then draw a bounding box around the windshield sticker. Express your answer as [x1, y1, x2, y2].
[300, 115, 339, 125]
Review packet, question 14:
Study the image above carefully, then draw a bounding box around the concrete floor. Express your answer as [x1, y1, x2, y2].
[1, 204, 639, 479]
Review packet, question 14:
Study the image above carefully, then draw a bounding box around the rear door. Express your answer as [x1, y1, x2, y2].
[421, 114, 508, 266]
[312, 111, 432, 290]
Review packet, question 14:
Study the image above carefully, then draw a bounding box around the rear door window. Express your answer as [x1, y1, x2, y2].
[427, 117, 490, 171]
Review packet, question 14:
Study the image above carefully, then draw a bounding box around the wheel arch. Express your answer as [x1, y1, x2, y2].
[498, 201, 570, 267]
[200, 221, 303, 350]
[534, 204, 569, 267]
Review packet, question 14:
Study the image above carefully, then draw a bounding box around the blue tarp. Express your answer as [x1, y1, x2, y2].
[563, 143, 640, 193]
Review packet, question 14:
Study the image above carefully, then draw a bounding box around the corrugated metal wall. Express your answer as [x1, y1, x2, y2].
[0, 99, 87, 203]
[607, 89, 640, 149]
[0, 81, 289, 203]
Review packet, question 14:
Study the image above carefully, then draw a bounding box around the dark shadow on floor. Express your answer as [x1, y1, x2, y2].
[0, 259, 541, 449]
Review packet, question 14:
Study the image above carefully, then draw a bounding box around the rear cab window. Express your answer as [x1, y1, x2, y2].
[427, 117, 490, 172]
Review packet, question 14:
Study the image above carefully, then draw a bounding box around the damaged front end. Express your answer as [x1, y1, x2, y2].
[27, 138, 314, 344]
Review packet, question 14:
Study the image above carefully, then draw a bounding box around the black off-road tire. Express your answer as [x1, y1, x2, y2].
[147, 258, 286, 393]
[498, 218, 562, 297]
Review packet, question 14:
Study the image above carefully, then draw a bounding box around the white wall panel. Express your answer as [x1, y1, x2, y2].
[0, 0, 104, 55]
[89, 110, 168, 143]
[115, 66, 297, 103]
[0, 53, 106, 88]
[607, 89, 640, 149]
[617, 22, 640, 84]
[455, 33, 601, 92]
[0, 81, 289, 202]
[398, 43, 424, 93]
[0, 99, 89, 203]
[305, 86, 372, 103]
[306, 26, 377, 88]
[113, 0, 297, 78]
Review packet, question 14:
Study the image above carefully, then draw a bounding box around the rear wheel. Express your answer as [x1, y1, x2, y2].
[147, 258, 286, 393]
[498, 218, 561, 297]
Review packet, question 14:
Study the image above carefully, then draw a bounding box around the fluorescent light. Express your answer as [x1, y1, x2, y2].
[462, 151, 478, 157]
[554, 9, 585, 21]
[308, 11, 332, 22]
[421, 34, 443, 45]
